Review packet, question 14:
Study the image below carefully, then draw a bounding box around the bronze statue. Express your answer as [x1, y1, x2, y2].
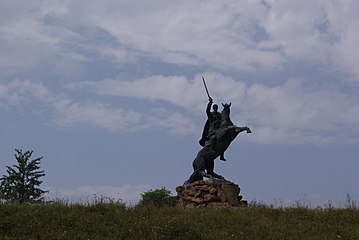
[185, 77, 251, 184]
[199, 97, 226, 161]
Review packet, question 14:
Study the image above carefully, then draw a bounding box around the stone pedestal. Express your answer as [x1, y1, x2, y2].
[176, 179, 247, 208]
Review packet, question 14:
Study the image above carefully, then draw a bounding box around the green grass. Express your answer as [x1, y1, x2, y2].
[1, 202, 359, 239]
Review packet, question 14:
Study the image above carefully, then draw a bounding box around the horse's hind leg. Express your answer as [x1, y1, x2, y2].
[211, 172, 226, 181]
[195, 156, 214, 180]
[207, 159, 226, 181]
[185, 171, 203, 184]
[185, 157, 204, 184]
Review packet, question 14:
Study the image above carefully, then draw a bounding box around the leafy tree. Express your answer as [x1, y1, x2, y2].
[139, 187, 175, 207]
[0, 149, 47, 203]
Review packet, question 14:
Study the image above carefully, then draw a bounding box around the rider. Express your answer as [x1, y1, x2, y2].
[199, 97, 226, 161]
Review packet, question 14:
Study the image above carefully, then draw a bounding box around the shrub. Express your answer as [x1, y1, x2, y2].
[139, 187, 175, 207]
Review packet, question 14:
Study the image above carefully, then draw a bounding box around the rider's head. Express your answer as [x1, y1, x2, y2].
[213, 104, 218, 112]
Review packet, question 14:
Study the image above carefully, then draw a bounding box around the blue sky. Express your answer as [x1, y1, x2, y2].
[1, 0, 359, 206]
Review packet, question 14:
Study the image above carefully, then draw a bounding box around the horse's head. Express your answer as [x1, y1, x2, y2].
[221, 103, 231, 116]
[221, 103, 233, 127]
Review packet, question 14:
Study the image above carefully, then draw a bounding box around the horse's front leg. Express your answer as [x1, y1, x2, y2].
[236, 126, 252, 133]
[246, 127, 251, 133]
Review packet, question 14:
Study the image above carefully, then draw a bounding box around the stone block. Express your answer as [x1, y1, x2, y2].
[209, 187, 217, 195]
[176, 179, 245, 209]
[192, 197, 204, 203]
[204, 194, 221, 203]
[175, 186, 184, 193]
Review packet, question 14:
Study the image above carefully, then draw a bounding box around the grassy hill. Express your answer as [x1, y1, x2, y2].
[1, 201, 358, 239]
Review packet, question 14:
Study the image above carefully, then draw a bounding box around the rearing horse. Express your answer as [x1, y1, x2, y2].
[185, 103, 251, 184]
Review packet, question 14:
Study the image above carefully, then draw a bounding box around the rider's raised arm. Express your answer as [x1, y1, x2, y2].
[206, 99, 212, 117]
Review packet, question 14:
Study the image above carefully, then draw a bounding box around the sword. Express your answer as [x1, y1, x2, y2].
[202, 76, 212, 100]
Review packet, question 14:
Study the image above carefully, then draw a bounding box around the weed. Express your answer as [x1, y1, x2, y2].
[0, 199, 359, 239]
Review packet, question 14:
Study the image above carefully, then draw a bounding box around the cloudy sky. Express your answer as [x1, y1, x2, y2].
[1, 0, 358, 206]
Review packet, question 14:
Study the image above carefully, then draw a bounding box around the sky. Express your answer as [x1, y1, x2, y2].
[1, 0, 359, 207]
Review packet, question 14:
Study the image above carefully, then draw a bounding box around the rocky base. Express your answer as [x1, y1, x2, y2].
[176, 179, 247, 209]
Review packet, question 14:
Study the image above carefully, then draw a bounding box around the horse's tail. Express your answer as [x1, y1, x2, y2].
[192, 158, 197, 171]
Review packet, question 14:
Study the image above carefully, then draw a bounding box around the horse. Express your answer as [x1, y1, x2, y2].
[220, 102, 233, 128]
[185, 103, 251, 184]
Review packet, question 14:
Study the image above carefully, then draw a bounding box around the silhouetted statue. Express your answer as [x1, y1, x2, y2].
[199, 97, 226, 161]
[186, 102, 251, 184]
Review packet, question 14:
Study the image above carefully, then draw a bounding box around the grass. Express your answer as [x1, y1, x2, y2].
[1, 200, 359, 240]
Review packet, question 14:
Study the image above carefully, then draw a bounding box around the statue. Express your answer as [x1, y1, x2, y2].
[185, 77, 251, 184]
[199, 97, 226, 161]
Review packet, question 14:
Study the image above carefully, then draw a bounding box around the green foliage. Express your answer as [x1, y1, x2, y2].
[0, 203, 359, 239]
[0, 149, 47, 203]
[139, 187, 175, 207]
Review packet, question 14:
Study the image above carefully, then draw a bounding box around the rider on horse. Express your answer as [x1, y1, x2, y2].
[199, 97, 226, 161]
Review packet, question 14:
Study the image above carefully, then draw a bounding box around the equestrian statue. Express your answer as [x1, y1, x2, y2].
[185, 77, 251, 184]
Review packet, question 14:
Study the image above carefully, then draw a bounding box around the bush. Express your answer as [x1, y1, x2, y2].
[139, 187, 176, 207]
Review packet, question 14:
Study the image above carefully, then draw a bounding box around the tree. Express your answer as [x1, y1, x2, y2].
[0, 149, 47, 203]
[139, 187, 175, 207]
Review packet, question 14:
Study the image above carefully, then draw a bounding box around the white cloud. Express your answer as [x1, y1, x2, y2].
[0, 79, 198, 135]
[2, 73, 359, 145]
[0, 79, 50, 105]
[40, 0, 359, 78]
[67, 75, 203, 111]
[325, 1, 359, 80]
[52, 100, 141, 131]
[146, 108, 198, 135]
[240, 79, 359, 144]
[1, 0, 359, 79]
[1, 0, 359, 144]
[67, 74, 359, 144]
[0, 2, 87, 76]
[45, 184, 151, 203]
[0, 1, 282, 74]
[67, 73, 247, 113]
[77, 0, 283, 71]
[264, 0, 359, 80]
[0, 1, 41, 26]
[52, 99, 198, 135]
